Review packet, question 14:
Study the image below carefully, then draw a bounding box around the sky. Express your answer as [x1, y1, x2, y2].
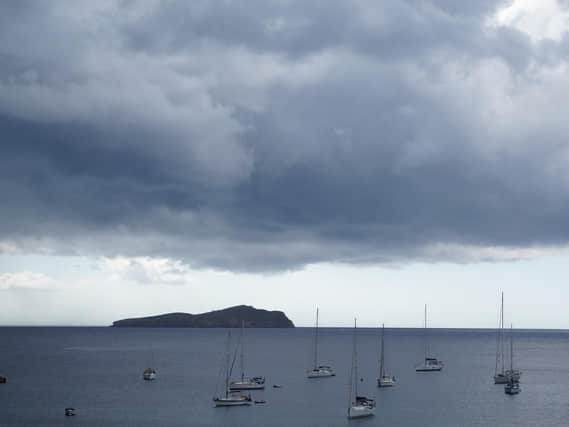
[2, 0, 569, 327]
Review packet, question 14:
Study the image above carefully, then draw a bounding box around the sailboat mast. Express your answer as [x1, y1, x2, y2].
[379, 323, 385, 378]
[495, 292, 503, 376]
[240, 320, 245, 381]
[510, 324, 514, 372]
[354, 318, 358, 398]
[424, 304, 428, 361]
[225, 330, 231, 398]
[313, 308, 319, 369]
[348, 318, 356, 409]
[501, 293, 505, 374]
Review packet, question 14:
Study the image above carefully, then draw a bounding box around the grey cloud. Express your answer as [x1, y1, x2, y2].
[1, 1, 569, 271]
[118, 0, 521, 64]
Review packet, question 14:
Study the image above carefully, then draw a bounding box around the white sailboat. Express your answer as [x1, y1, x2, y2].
[348, 318, 376, 419]
[143, 338, 157, 380]
[504, 325, 521, 395]
[494, 293, 520, 384]
[494, 292, 507, 384]
[229, 321, 265, 391]
[415, 304, 443, 372]
[214, 330, 252, 407]
[306, 308, 335, 378]
[377, 324, 396, 387]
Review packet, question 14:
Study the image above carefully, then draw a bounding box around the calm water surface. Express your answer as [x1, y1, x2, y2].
[1, 327, 568, 426]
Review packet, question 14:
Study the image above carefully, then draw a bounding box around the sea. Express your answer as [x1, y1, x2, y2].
[0, 327, 568, 426]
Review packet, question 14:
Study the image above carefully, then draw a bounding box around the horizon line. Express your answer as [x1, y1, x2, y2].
[2, 325, 569, 331]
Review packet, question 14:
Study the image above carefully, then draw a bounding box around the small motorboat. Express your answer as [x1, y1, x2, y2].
[272, 384, 282, 388]
[254, 399, 266, 404]
[65, 408, 76, 416]
[143, 368, 156, 381]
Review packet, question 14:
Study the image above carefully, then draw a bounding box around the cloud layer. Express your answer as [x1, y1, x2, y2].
[2, 0, 569, 271]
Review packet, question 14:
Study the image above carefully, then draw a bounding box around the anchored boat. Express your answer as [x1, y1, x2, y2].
[142, 368, 156, 381]
[347, 318, 376, 419]
[494, 293, 521, 384]
[416, 305, 443, 372]
[377, 324, 396, 387]
[214, 330, 252, 407]
[504, 325, 521, 395]
[306, 308, 336, 378]
[229, 321, 265, 391]
[416, 357, 443, 372]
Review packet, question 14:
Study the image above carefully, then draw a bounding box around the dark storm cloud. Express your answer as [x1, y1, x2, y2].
[2, 0, 569, 271]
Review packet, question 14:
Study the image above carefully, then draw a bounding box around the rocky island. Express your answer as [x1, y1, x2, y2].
[112, 305, 294, 328]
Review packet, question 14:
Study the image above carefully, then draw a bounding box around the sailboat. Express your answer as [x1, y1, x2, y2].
[415, 304, 443, 372]
[348, 318, 376, 419]
[213, 330, 252, 407]
[494, 292, 507, 384]
[504, 325, 521, 395]
[306, 308, 335, 378]
[494, 293, 520, 384]
[377, 324, 396, 387]
[143, 340, 157, 380]
[229, 321, 265, 390]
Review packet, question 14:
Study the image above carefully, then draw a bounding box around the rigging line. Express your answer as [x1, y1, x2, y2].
[229, 339, 240, 378]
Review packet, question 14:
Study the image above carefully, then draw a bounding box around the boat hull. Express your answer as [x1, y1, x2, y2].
[416, 366, 442, 372]
[495, 370, 521, 384]
[214, 391, 252, 407]
[494, 374, 508, 384]
[307, 369, 336, 378]
[377, 376, 395, 387]
[229, 382, 265, 390]
[348, 405, 375, 419]
[506, 370, 521, 381]
[416, 358, 443, 372]
[505, 384, 521, 395]
[214, 398, 252, 407]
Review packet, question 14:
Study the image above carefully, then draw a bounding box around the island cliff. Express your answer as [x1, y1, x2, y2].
[111, 305, 294, 328]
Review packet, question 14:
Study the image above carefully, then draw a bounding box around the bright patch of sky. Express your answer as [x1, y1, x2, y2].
[2, 250, 569, 328]
[492, 0, 569, 41]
